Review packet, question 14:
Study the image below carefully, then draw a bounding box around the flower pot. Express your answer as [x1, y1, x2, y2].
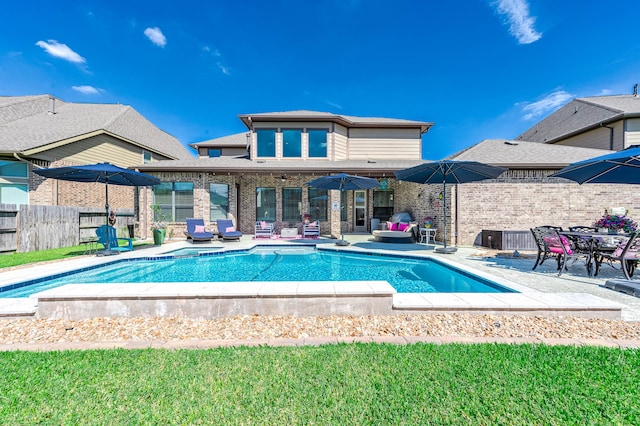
[608, 228, 619, 235]
[153, 228, 166, 245]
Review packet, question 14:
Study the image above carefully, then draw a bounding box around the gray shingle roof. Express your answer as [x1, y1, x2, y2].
[136, 157, 424, 175]
[516, 94, 640, 143]
[0, 95, 193, 160]
[451, 139, 614, 167]
[238, 110, 433, 133]
[190, 132, 249, 148]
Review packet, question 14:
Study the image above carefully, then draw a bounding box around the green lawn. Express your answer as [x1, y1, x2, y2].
[1, 343, 638, 424]
[0, 241, 151, 269]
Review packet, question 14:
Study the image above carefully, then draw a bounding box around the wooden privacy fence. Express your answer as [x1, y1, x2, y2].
[0, 204, 135, 253]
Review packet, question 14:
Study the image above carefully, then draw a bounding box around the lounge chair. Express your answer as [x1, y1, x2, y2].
[184, 218, 215, 243]
[96, 225, 133, 252]
[217, 218, 243, 241]
[255, 221, 274, 238]
[303, 220, 320, 238]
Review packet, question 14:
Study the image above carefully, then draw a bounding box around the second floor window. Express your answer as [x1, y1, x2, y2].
[257, 129, 276, 157]
[282, 129, 302, 157]
[207, 149, 221, 158]
[308, 129, 328, 158]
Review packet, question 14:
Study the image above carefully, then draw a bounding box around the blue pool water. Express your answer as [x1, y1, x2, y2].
[0, 247, 516, 297]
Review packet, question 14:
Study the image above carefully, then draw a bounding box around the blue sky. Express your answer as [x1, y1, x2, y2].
[2, 0, 640, 160]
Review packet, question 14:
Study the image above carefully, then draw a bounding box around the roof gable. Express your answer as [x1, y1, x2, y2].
[516, 94, 640, 143]
[0, 95, 192, 160]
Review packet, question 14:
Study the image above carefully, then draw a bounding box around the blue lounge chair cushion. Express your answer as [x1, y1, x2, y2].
[217, 219, 243, 240]
[185, 218, 214, 242]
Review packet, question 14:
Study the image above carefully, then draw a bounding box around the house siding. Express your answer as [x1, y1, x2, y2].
[33, 134, 150, 166]
[333, 124, 348, 160]
[348, 128, 421, 160]
[554, 125, 619, 150]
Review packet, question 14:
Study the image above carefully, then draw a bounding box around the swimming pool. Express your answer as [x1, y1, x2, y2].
[0, 246, 517, 298]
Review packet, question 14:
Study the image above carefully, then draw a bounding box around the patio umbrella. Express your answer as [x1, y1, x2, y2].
[550, 146, 640, 184]
[394, 160, 507, 253]
[33, 162, 161, 255]
[305, 173, 379, 245]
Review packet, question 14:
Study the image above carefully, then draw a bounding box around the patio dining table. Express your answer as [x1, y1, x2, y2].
[559, 230, 630, 276]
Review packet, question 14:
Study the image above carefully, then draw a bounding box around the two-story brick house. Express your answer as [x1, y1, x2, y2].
[136, 110, 433, 238]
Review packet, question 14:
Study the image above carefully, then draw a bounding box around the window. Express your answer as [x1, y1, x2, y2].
[256, 187, 276, 221]
[373, 190, 394, 219]
[209, 183, 229, 221]
[308, 129, 328, 158]
[308, 188, 328, 221]
[0, 161, 28, 205]
[256, 129, 276, 157]
[282, 188, 302, 221]
[153, 182, 194, 222]
[207, 149, 221, 158]
[142, 150, 152, 164]
[282, 129, 302, 157]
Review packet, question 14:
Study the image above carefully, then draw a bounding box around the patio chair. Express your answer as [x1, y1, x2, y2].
[303, 220, 320, 238]
[530, 227, 562, 271]
[593, 231, 640, 279]
[96, 225, 133, 252]
[538, 227, 591, 276]
[216, 218, 243, 241]
[255, 221, 274, 239]
[184, 218, 214, 243]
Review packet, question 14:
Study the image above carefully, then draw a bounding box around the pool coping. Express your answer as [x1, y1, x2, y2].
[0, 240, 626, 320]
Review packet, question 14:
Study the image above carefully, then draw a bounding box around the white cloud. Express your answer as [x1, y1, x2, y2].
[35, 40, 86, 63]
[217, 63, 231, 76]
[491, 0, 542, 44]
[521, 90, 573, 120]
[144, 27, 167, 47]
[72, 85, 100, 95]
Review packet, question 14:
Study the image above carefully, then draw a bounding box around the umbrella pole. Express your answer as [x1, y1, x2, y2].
[435, 180, 457, 253]
[97, 182, 117, 256]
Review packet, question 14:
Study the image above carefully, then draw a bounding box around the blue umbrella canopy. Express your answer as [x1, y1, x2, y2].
[33, 162, 161, 254]
[550, 146, 640, 184]
[394, 160, 507, 252]
[305, 173, 380, 191]
[305, 173, 379, 244]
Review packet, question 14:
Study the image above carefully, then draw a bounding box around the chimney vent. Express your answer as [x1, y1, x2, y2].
[48, 96, 56, 115]
[634, 84, 638, 97]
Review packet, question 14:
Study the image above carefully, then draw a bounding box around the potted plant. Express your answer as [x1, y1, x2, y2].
[151, 205, 167, 245]
[594, 214, 637, 234]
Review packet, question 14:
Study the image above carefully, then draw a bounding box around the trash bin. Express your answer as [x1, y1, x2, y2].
[371, 218, 380, 232]
[127, 224, 135, 238]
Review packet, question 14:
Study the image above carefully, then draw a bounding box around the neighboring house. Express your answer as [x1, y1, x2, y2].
[516, 94, 640, 150]
[137, 110, 433, 238]
[0, 95, 193, 209]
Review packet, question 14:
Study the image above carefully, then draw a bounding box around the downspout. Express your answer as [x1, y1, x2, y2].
[600, 123, 614, 150]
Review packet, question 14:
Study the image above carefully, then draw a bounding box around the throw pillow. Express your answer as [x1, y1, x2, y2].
[194, 225, 206, 233]
[225, 226, 236, 233]
[308, 221, 316, 228]
[261, 221, 267, 229]
[389, 222, 398, 231]
[398, 223, 409, 232]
